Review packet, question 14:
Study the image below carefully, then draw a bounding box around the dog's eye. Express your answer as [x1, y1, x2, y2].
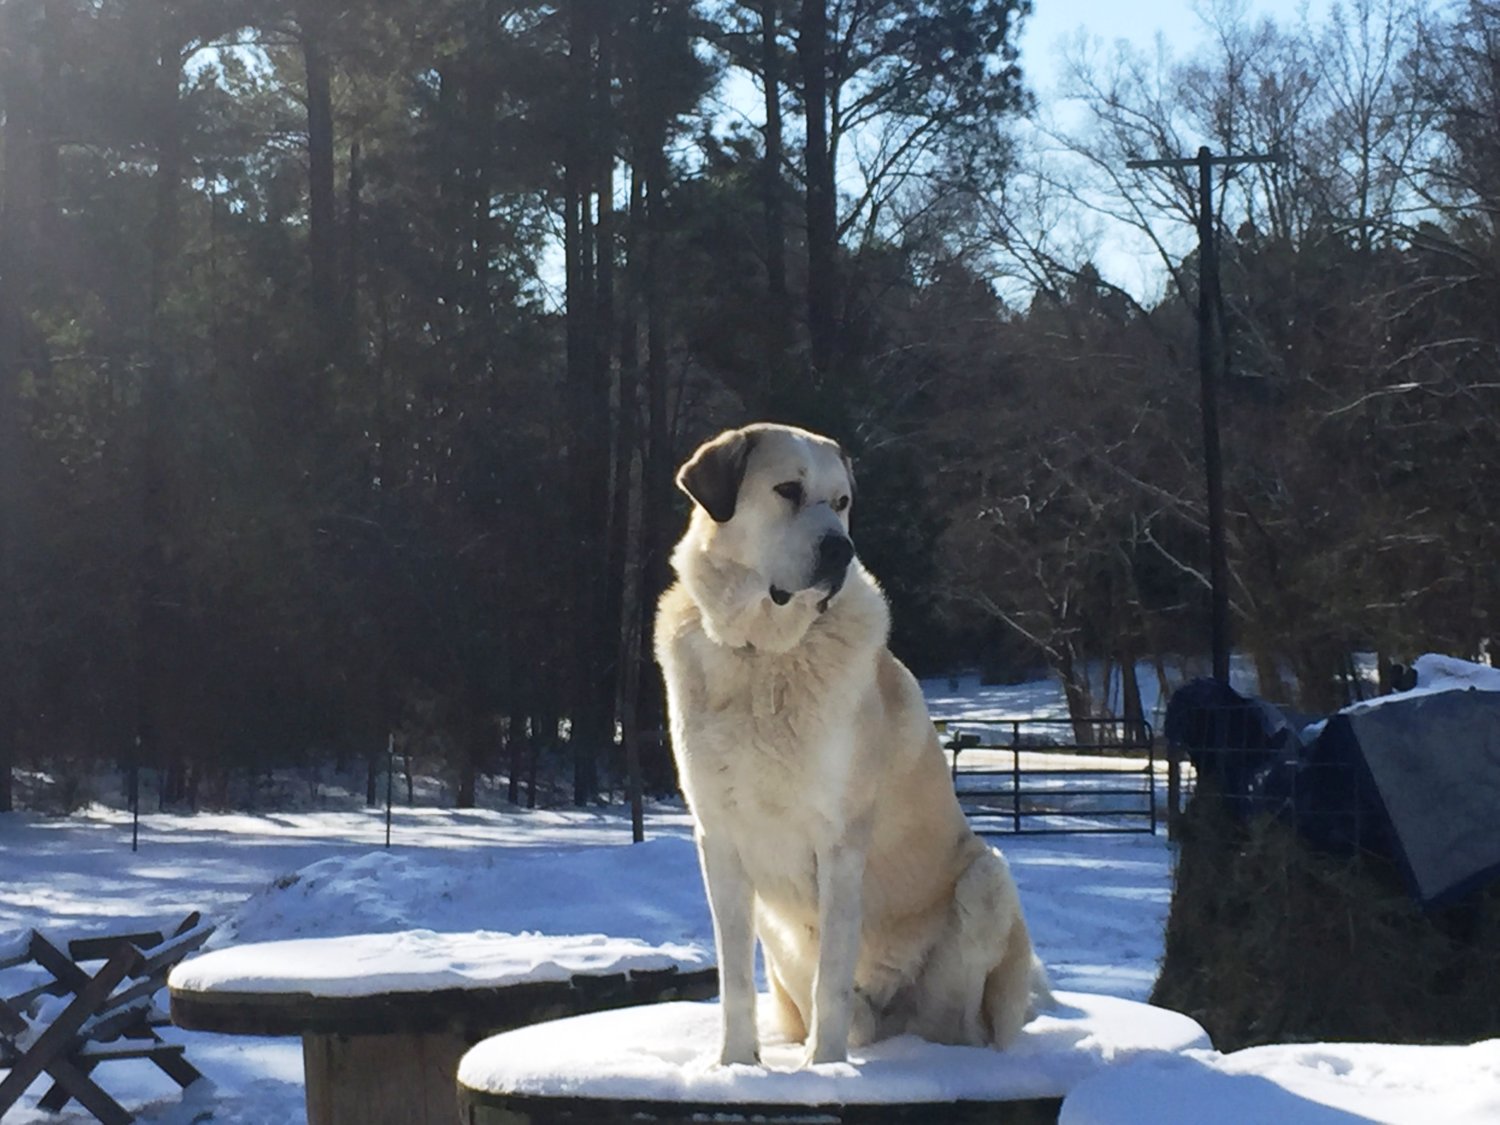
[833, 495, 850, 513]
[774, 481, 804, 505]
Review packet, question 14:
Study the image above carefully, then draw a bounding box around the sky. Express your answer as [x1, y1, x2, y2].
[1011, 0, 1335, 299]
[1018, 0, 1329, 98]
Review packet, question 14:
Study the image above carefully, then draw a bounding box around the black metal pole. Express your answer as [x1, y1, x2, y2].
[130, 736, 140, 853]
[1011, 721, 1021, 834]
[385, 732, 393, 850]
[1196, 147, 1231, 683]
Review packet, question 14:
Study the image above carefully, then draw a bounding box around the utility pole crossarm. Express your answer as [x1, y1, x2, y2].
[1127, 149, 1284, 170]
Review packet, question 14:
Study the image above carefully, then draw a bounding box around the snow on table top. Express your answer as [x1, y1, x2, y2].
[168, 929, 712, 998]
[457, 990, 1209, 1105]
[1059, 1039, 1500, 1125]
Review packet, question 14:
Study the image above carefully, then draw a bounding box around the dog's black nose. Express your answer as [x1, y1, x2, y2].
[815, 533, 854, 578]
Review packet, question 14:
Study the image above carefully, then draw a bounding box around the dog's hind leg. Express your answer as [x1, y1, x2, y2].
[907, 846, 1038, 1048]
[982, 915, 1040, 1048]
[970, 849, 1043, 1049]
[766, 958, 808, 1043]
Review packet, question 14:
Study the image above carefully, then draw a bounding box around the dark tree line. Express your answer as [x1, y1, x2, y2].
[935, 0, 1500, 716]
[0, 0, 1030, 812]
[3, 0, 1500, 815]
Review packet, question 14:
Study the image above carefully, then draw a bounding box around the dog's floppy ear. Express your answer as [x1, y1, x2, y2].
[677, 428, 757, 523]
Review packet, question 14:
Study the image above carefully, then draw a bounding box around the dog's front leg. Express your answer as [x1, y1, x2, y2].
[696, 829, 760, 1065]
[808, 841, 865, 1064]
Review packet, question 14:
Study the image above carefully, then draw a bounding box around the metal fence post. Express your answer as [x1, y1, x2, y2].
[1011, 721, 1022, 833]
[1148, 735, 1159, 835]
[385, 732, 394, 850]
[1166, 743, 1182, 840]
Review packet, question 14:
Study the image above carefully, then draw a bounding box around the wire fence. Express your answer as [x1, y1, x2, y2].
[1162, 697, 1382, 856]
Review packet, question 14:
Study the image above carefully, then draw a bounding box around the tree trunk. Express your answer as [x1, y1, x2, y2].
[760, 0, 788, 319]
[1154, 654, 1173, 715]
[1376, 651, 1394, 697]
[343, 140, 361, 354]
[565, 0, 609, 806]
[1292, 643, 1346, 714]
[594, 2, 628, 809]
[1118, 654, 1146, 744]
[1253, 648, 1288, 702]
[616, 92, 647, 840]
[302, 21, 338, 332]
[0, 4, 71, 811]
[635, 7, 675, 795]
[507, 731, 524, 804]
[468, 22, 498, 362]
[563, 2, 591, 804]
[138, 26, 185, 814]
[1055, 646, 1095, 746]
[0, 4, 43, 814]
[798, 0, 836, 379]
[0, 290, 20, 812]
[1342, 651, 1364, 704]
[456, 687, 485, 809]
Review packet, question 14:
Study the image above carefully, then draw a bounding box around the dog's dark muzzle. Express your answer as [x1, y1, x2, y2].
[812, 533, 854, 597]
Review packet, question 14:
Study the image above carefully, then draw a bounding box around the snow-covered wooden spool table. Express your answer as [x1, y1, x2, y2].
[456, 990, 1211, 1124]
[166, 930, 715, 1125]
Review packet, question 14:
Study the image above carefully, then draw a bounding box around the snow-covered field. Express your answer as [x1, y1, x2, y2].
[0, 804, 1175, 1124]
[2, 669, 1496, 1123]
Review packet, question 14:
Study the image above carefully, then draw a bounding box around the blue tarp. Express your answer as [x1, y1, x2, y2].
[1164, 677, 1500, 907]
[1162, 677, 1301, 812]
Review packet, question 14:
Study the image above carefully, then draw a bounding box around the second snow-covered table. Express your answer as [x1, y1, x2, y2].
[167, 930, 716, 1125]
[456, 990, 1210, 1124]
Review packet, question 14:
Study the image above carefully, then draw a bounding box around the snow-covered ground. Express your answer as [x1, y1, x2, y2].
[1, 667, 1495, 1123]
[0, 804, 1175, 1124]
[1061, 1039, 1500, 1125]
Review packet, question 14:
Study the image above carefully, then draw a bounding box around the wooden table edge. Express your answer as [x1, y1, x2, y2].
[170, 965, 719, 1037]
[457, 1086, 1066, 1124]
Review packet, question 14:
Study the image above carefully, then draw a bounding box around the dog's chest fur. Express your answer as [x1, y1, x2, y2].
[657, 571, 890, 909]
[691, 629, 860, 804]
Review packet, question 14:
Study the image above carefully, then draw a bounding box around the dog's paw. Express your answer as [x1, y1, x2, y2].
[718, 1048, 762, 1068]
[718, 1037, 762, 1068]
[798, 1042, 850, 1068]
[685, 1040, 761, 1073]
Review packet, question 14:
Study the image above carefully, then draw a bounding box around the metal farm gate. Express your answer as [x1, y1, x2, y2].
[934, 716, 1160, 835]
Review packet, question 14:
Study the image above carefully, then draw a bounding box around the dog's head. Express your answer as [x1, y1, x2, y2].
[676, 423, 857, 612]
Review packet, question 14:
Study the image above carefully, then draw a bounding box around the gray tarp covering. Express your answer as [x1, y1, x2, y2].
[1165, 666, 1500, 906]
[1343, 688, 1500, 906]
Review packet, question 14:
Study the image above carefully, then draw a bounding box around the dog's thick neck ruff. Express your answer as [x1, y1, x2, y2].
[669, 515, 888, 657]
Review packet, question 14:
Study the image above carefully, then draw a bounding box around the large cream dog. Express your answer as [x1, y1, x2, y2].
[655, 422, 1048, 1067]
